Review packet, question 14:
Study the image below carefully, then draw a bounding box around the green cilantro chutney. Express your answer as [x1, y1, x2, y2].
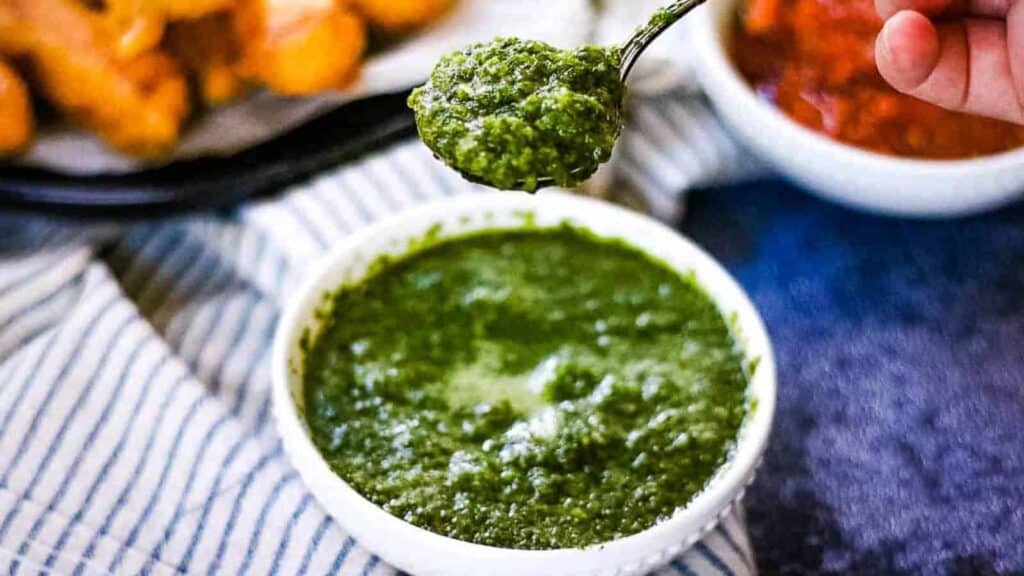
[302, 227, 749, 550]
[408, 38, 625, 192]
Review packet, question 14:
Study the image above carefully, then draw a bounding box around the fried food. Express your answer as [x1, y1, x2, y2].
[0, 58, 33, 154]
[0, 0, 451, 159]
[105, 0, 237, 59]
[350, 0, 452, 31]
[165, 13, 248, 105]
[0, 0, 190, 157]
[233, 0, 366, 95]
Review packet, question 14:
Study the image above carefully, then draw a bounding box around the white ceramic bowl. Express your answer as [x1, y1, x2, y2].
[689, 0, 1024, 217]
[273, 191, 776, 576]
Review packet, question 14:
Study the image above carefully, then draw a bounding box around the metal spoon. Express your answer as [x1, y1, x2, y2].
[449, 1, 709, 191]
[619, 0, 709, 82]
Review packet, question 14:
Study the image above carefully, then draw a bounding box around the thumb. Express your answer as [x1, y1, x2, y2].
[876, 10, 941, 93]
[876, 9, 1024, 123]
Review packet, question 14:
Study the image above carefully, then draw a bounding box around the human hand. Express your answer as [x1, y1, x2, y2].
[875, 0, 1024, 124]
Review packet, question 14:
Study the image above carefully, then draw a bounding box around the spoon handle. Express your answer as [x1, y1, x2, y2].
[619, 0, 710, 81]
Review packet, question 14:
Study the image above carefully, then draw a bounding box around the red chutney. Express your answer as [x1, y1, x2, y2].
[731, 0, 1024, 158]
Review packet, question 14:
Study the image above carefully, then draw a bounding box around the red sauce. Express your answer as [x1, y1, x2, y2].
[731, 0, 1024, 158]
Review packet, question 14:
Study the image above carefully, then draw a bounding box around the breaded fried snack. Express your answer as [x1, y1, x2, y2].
[349, 0, 452, 32]
[0, 0, 190, 157]
[234, 0, 366, 95]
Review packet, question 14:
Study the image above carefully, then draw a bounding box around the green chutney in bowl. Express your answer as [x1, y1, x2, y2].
[300, 225, 750, 551]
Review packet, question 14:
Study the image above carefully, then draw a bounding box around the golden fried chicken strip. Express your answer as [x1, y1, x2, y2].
[166, 13, 248, 105]
[0, 58, 33, 154]
[349, 0, 451, 32]
[105, 0, 237, 59]
[234, 0, 366, 95]
[0, 0, 189, 157]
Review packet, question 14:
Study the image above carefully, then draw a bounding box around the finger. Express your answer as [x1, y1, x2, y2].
[876, 10, 1024, 123]
[876, 0, 1009, 19]
[1008, 0, 1024, 109]
[875, 10, 942, 91]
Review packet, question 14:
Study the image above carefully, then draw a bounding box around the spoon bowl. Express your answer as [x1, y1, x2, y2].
[415, 1, 708, 193]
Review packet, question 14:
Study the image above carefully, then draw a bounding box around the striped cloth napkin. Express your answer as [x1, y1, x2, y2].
[0, 139, 759, 576]
[0, 8, 769, 571]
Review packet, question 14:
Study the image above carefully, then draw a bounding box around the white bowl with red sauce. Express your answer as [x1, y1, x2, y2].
[689, 0, 1024, 217]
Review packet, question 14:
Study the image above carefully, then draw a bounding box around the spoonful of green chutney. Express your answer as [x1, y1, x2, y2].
[408, 0, 708, 192]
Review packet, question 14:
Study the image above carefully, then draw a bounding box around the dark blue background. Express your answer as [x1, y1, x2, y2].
[682, 181, 1024, 576]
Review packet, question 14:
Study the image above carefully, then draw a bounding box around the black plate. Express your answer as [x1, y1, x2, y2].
[0, 91, 416, 216]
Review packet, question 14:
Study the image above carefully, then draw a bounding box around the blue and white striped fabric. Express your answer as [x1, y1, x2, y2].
[616, 90, 765, 220]
[0, 129, 759, 575]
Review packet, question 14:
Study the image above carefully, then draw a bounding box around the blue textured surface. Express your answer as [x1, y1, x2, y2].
[682, 181, 1024, 576]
